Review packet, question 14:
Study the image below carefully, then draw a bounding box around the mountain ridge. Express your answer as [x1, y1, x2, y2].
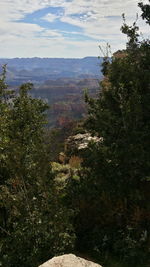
[0, 57, 102, 85]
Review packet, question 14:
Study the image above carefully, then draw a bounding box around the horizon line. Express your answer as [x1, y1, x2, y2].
[0, 56, 101, 59]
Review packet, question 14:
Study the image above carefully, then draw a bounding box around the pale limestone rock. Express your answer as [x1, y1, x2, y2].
[66, 133, 103, 152]
[39, 254, 102, 267]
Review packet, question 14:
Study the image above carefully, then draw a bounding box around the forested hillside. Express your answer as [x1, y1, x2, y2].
[0, 2, 150, 267]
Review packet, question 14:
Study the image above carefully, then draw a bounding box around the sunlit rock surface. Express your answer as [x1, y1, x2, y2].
[39, 254, 102, 267]
[66, 133, 103, 152]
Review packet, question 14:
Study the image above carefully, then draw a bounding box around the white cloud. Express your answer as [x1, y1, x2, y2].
[42, 13, 60, 22]
[0, 0, 149, 58]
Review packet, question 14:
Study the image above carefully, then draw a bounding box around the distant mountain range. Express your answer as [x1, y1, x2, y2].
[0, 57, 103, 85]
[0, 57, 103, 127]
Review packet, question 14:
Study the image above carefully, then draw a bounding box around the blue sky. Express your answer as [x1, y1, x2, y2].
[0, 0, 149, 58]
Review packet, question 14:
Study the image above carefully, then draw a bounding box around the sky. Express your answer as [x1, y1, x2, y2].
[0, 0, 149, 58]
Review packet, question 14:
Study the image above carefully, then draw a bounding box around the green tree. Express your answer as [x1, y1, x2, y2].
[0, 65, 14, 185]
[139, 0, 150, 24]
[69, 2, 150, 266]
[0, 79, 75, 266]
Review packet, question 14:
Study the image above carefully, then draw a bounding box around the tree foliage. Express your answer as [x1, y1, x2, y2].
[67, 2, 150, 266]
[0, 74, 75, 266]
[139, 0, 150, 24]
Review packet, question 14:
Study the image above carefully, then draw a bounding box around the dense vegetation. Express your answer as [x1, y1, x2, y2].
[73, 9, 150, 267]
[0, 2, 150, 267]
[0, 74, 75, 267]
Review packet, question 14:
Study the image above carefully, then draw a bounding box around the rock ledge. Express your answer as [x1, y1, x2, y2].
[39, 254, 102, 267]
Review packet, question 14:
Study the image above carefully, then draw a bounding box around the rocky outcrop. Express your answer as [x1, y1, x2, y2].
[39, 254, 102, 267]
[65, 133, 103, 153]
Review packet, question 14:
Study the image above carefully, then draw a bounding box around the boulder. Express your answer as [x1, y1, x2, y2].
[39, 254, 102, 267]
[65, 133, 103, 154]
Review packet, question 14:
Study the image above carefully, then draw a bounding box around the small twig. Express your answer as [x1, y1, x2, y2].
[0, 226, 11, 236]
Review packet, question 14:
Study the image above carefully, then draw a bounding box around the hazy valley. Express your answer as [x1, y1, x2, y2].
[0, 57, 102, 127]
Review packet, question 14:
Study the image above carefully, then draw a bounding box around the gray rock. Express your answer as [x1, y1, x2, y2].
[66, 133, 103, 153]
[39, 254, 102, 267]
